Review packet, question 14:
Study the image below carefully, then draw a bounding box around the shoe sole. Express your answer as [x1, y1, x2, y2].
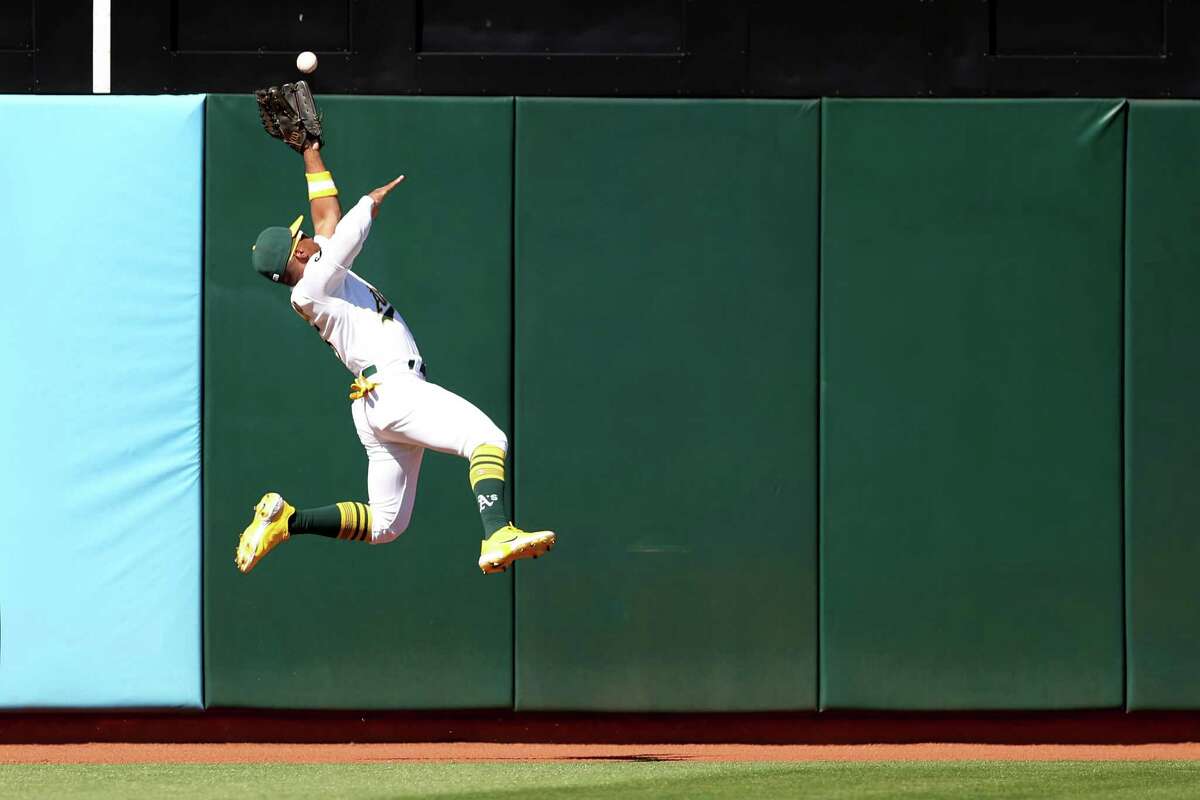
[479, 531, 556, 574]
[237, 493, 285, 574]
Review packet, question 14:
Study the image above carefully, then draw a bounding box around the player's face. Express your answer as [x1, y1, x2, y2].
[283, 237, 320, 286]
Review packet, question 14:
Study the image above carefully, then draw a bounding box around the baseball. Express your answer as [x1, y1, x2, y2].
[296, 51, 318, 74]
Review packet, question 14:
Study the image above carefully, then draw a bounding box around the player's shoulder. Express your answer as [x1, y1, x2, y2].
[289, 283, 314, 307]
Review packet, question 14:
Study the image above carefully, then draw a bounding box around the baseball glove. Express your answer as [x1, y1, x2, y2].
[255, 80, 324, 152]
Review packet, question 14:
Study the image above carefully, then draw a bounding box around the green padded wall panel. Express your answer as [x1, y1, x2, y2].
[821, 99, 1126, 710]
[1126, 101, 1200, 709]
[514, 99, 819, 711]
[204, 95, 514, 708]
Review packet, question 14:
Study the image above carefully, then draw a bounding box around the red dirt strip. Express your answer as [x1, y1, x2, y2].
[2, 742, 1200, 763]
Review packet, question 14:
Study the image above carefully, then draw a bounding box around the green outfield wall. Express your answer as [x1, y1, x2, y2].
[820, 100, 1126, 709]
[203, 95, 515, 708]
[512, 98, 820, 711]
[198, 96, 1200, 711]
[10, 94, 1196, 711]
[1125, 101, 1200, 710]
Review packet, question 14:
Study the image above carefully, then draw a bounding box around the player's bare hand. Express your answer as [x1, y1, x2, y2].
[369, 175, 405, 217]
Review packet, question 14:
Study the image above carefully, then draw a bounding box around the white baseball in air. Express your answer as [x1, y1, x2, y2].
[296, 51, 318, 74]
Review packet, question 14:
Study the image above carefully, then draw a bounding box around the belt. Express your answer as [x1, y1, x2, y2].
[351, 359, 426, 401]
[362, 358, 425, 379]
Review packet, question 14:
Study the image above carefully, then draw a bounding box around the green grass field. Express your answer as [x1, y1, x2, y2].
[1, 761, 1199, 799]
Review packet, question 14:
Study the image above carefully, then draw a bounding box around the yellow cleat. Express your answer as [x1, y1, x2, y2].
[478, 524, 556, 574]
[235, 492, 295, 574]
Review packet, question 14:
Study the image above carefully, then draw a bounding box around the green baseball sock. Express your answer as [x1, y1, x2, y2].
[469, 444, 509, 536]
[289, 502, 372, 542]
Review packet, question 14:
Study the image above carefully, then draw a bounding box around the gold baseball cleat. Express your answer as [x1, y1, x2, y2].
[235, 492, 294, 574]
[478, 525, 556, 574]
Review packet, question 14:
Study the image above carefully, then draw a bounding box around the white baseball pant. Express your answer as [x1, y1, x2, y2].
[350, 364, 507, 544]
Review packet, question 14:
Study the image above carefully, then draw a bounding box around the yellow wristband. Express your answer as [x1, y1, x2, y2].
[306, 170, 338, 200]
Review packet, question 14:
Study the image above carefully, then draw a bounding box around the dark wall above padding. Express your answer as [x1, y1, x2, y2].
[175, 1, 351, 52]
[0, 0, 90, 93]
[113, 1, 413, 94]
[0, 2, 33, 50]
[749, 2, 930, 97]
[105, 0, 1200, 97]
[419, 0, 684, 54]
[993, 0, 1164, 56]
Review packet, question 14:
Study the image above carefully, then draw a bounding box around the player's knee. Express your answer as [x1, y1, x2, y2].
[467, 427, 507, 459]
[370, 521, 407, 545]
[369, 505, 413, 545]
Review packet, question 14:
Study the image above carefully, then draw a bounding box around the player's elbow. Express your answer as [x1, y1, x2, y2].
[313, 214, 340, 238]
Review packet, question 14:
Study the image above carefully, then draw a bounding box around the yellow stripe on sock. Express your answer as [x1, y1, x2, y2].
[337, 502, 348, 540]
[357, 502, 372, 541]
[471, 466, 505, 480]
[335, 501, 354, 540]
[470, 445, 506, 490]
[471, 444, 506, 461]
[470, 467, 505, 490]
[470, 455, 504, 470]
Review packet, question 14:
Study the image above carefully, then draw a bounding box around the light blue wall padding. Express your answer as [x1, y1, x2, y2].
[0, 95, 203, 708]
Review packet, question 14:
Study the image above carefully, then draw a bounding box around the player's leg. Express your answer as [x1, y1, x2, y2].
[289, 500, 373, 541]
[362, 442, 424, 545]
[235, 491, 376, 573]
[369, 375, 555, 573]
[372, 376, 511, 534]
[291, 403, 423, 545]
[234, 403, 412, 573]
[234, 454, 421, 574]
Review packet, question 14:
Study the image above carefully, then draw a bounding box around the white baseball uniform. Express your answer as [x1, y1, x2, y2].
[290, 195, 507, 543]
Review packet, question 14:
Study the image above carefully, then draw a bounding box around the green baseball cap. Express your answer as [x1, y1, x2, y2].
[251, 214, 304, 282]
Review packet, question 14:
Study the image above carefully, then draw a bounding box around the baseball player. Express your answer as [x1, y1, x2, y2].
[235, 139, 555, 575]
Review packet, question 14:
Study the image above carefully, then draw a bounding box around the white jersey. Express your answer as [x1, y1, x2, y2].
[290, 195, 421, 376]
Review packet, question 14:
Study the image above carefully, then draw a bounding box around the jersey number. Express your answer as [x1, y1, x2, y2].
[369, 287, 397, 324]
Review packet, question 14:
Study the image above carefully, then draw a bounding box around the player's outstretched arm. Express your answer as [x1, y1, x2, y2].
[312, 174, 404, 269]
[303, 142, 342, 237]
[367, 175, 406, 218]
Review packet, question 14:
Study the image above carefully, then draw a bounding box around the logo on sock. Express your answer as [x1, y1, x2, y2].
[477, 493, 499, 512]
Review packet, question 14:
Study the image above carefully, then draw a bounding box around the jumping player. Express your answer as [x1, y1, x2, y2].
[236, 141, 555, 575]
